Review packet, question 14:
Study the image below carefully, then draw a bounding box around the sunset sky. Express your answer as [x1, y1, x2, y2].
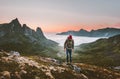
[0, 0, 120, 32]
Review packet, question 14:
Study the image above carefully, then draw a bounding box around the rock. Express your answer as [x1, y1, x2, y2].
[19, 70, 27, 75]
[114, 66, 120, 70]
[40, 65, 48, 72]
[58, 66, 65, 72]
[1, 57, 9, 62]
[14, 72, 21, 79]
[0, 76, 5, 79]
[81, 74, 88, 79]
[1, 71, 11, 79]
[73, 65, 82, 73]
[40, 65, 54, 79]
[12, 56, 40, 68]
[49, 66, 57, 71]
[10, 51, 20, 57]
[45, 71, 54, 79]
[0, 51, 9, 57]
[40, 57, 62, 65]
[35, 76, 40, 79]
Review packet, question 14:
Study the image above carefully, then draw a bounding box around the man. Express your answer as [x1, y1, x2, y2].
[64, 35, 74, 64]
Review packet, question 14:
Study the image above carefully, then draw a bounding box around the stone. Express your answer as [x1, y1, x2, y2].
[19, 70, 27, 75]
[1, 71, 11, 79]
[81, 74, 88, 79]
[14, 72, 21, 79]
[35, 76, 40, 79]
[73, 65, 82, 73]
[10, 51, 20, 57]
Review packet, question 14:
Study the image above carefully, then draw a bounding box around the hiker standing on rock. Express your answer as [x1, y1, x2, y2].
[64, 35, 74, 64]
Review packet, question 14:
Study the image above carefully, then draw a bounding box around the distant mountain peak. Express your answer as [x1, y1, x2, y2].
[14, 18, 19, 21]
[11, 18, 19, 23]
[22, 24, 32, 31]
[80, 28, 85, 30]
[23, 24, 27, 27]
[36, 27, 42, 34]
[10, 18, 21, 27]
[36, 27, 42, 31]
[23, 24, 30, 29]
[79, 29, 87, 32]
[79, 29, 88, 32]
[57, 27, 120, 37]
[36, 27, 46, 38]
[0, 18, 58, 54]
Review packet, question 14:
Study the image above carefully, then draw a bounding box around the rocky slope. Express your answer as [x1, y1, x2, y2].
[0, 18, 58, 56]
[75, 34, 120, 67]
[0, 50, 120, 79]
[57, 28, 120, 37]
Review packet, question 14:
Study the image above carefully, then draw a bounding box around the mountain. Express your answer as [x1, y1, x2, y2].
[57, 28, 120, 37]
[0, 51, 120, 79]
[0, 18, 58, 56]
[75, 34, 120, 67]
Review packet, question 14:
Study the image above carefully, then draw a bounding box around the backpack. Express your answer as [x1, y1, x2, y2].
[66, 39, 73, 49]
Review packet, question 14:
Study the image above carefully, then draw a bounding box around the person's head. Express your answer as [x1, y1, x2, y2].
[68, 35, 72, 40]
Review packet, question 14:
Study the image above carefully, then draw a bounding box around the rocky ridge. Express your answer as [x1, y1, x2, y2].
[0, 18, 58, 56]
[0, 50, 120, 79]
[57, 28, 120, 37]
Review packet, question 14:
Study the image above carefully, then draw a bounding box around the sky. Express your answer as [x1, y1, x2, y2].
[0, 0, 120, 32]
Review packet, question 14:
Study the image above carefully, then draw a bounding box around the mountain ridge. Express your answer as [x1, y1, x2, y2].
[57, 27, 120, 37]
[0, 18, 58, 56]
[75, 34, 120, 67]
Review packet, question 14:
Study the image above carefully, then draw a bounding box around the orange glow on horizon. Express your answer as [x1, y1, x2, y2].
[41, 23, 120, 33]
[0, 19, 120, 33]
[41, 25, 82, 33]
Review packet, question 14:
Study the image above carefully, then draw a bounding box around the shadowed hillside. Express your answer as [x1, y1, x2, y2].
[75, 34, 120, 67]
[0, 18, 58, 57]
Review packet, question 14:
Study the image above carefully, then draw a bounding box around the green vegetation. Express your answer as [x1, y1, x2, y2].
[74, 35, 120, 67]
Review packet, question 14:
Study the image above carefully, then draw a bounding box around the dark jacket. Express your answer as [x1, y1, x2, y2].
[64, 39, 74, 49]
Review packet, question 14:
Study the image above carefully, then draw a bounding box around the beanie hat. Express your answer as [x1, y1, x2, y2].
[68, 35, 72, 39]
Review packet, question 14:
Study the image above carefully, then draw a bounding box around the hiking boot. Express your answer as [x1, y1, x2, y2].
[66, 62, 69, 65]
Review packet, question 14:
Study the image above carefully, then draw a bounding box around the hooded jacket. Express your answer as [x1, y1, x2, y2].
[64, 35, 74, 49]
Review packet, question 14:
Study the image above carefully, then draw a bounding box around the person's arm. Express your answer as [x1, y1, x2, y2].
[72, 40, 74, 49]
[64, 39, 67, 49]
[72, 40, 74, 52]
[64, 39, 67, 52]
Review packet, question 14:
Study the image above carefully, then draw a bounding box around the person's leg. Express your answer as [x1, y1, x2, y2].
[66, 49, 69, 63]
[69, 49, 72, 63]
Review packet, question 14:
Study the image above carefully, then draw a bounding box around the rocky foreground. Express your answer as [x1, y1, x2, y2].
[0, 50, 120, 79]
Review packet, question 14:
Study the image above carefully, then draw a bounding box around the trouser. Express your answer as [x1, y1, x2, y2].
[66, 49, 72, 63]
